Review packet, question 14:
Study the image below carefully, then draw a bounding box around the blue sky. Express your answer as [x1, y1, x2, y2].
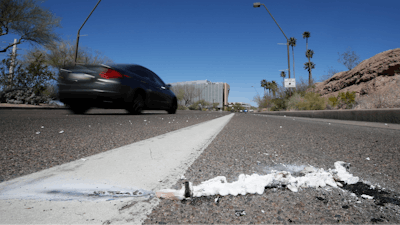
[1, 0, 399, 106]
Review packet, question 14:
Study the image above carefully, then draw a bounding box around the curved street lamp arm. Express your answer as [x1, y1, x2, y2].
[74, 0, 102, 65]
[260, 4, 288, 41]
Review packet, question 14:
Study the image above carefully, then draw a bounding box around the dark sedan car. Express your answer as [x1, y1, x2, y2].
[57, 64, 177, 114]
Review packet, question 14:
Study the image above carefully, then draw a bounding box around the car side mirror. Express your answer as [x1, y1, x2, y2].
[165, 84, 172, 90]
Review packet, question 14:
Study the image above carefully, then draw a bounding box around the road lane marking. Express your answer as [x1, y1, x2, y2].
[0, 113, 234, 224]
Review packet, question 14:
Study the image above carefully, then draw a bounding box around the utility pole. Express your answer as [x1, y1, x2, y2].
[8, 39, 18, 90]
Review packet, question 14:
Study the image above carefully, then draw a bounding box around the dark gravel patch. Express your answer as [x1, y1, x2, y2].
[144, 113, 400, 224]
[0, 108, 228, 183]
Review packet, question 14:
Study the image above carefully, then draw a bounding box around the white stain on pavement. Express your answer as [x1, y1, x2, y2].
[157, 161, 359, 199]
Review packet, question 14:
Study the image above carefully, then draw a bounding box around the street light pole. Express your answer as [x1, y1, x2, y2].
[253, 2, 290, 80]
[251, 86, 260, 97]
[74, 0, 102, 65]
[253, 2, 291, 96]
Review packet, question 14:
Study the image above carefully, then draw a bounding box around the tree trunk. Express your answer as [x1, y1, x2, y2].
[306, 39, 308, 52]
[308, 57, 312, 86]
[292, 46, 295, 79]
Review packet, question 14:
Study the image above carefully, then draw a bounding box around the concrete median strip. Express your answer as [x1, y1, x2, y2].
[0, 113, 234, 224]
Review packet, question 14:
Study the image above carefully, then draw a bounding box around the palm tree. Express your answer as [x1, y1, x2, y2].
[266, 81, 272, 95]
[261, 79, 268, 95]
[280, 71, 286, 83]
[304, 61, 315, 86]
[289, 37, 297, 79]
[303, 31, 310, 52]
[270, 80, 278, 97]
[306, 49, 314, 85]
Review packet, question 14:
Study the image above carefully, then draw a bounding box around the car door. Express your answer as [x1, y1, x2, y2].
[143, 68, 171, 109]
[136, 66, 164, 108]
[150, 72, 173, 108]
[128, 66, 159, 108]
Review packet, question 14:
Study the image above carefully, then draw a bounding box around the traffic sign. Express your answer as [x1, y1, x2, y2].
[284, 78, 296, 88]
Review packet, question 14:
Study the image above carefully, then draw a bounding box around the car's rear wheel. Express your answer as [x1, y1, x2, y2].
[167, 98, 177, 114]
[127, 94, 144, 115]
[68, 103, 91, 114]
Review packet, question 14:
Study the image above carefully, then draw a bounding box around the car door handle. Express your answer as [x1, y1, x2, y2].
[161, 86, 166, 90]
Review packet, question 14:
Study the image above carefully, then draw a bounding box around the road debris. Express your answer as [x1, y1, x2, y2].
[235, 210, 246, 216]
[156, 161, 359, 200]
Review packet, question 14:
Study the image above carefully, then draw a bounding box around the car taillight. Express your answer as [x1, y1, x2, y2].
[99, 69, 127, 79]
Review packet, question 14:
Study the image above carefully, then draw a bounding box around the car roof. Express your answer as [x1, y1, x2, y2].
[62, 63, 144, 70]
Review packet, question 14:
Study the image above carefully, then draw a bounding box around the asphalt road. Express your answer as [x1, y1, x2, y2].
[145, 113, 400, 224]
[1, 109, 400, 224]
[0, 108, 228, 183]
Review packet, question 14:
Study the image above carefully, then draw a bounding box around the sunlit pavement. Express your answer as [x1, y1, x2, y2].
[0, 113, 234, 224]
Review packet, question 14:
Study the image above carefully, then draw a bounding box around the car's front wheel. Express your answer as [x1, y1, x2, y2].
[167, 98, 177, 114]
[127, 94, 144, 115]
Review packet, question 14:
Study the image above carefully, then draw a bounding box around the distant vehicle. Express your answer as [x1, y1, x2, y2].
[243, 109, 248, 113]
[249, 109, 254, 112]
[57, 64, 177, 115]
[240, 110, 243, 112]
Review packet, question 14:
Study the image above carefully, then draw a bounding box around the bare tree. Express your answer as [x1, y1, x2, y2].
[319, 66, 340, 82]
[170, 84, 185, 104]
[182, 84, 201, 106]
[21, 39, 114, 70]
[0, 0, 62, 53]
[337, 47, 361, 70]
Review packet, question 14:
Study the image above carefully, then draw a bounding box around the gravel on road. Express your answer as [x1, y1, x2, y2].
[144, 113, 400, 224]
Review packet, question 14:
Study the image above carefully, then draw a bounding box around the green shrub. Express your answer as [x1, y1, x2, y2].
[327, 91, 356, 109]
[328, 96, 339, 107]
[41, 84, 58, 100]
[189, 99, 210, 110]
[270, 98, 287, 111]
[338, 91, 356, 109]
[178, 104, 188, 110]
[286, 92, 304, 110]
[296, 92, 326, 110]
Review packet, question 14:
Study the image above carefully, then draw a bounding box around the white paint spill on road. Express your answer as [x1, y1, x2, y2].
[361, 194, 374, 199]
[157, 161, 359, 199]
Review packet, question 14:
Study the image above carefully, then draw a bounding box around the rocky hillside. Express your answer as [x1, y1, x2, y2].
[313, 48, 400, 99]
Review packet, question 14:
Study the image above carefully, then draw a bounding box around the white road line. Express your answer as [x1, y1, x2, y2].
[0, 113, 234, 224]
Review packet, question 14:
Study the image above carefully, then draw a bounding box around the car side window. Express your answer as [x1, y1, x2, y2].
[140, 67, 158, 84]
[130, 66, 148, 79]
[152, 73, 166, 87]
[143, 68, 164, 87]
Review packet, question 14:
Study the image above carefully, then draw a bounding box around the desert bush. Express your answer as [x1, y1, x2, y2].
[189, 99, 210, 110]
[270, 98, 287, 111]
[327, 96, 339, 108]
[0, 87, 53, 104]
[41, 84, 58, 100]
[326, 91, 356, 109]
[178, 104, 188, 110]
[354, 84, 400, 109]
[285, 92, 304, 110]
[296, 92, 326, 110]
[338, 91, 356, 109]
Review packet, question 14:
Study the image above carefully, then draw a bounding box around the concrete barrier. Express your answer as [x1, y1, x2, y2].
[256, 108, 400, 124]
